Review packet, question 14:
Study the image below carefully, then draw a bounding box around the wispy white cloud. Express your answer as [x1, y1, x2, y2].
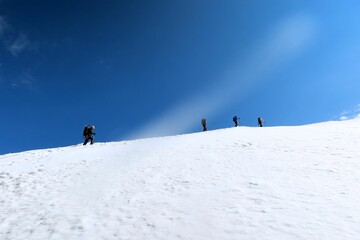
[7, 33, 30, 56]
[0, 16, 9, 36]
[0, 15, 32, 56]
[339, 104, 360, 120]
[128, 14, 318, 139]
[10, 70, 38, 89]
[0, 14, 37, 89]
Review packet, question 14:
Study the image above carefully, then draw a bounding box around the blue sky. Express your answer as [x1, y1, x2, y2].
[1, 0, 360, 154]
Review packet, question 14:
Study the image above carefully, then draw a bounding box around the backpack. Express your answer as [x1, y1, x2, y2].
[83, 125, 90, 137]
[201, 118, 207, 125]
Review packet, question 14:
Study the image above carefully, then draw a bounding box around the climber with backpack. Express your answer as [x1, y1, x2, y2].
[233, 116, 240, 127]
[83, 125, 96, 145]
[201, 118, 207, 131]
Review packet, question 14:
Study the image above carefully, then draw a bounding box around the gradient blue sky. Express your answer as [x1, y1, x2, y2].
[1, 0, 360, 154]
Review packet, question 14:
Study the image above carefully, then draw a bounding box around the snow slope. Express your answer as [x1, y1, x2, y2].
[1, 120, 360, 240]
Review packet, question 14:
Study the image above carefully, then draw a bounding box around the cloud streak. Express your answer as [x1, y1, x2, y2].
[128, 14, 318, 139]
[0, 15, 36, 89]
[0, 16, 32, 56]
[10, 70, 38, 89]
[7, 33, 30, 57]
[0, 16, 9, 36]
[339, 104, 360, 120]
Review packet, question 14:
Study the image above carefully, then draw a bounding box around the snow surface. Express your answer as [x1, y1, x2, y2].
[1, 119, 360, 240]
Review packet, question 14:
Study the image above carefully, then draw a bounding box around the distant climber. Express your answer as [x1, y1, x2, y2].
[201, 118, 207, 131]
[233, 116, 240, 127]
[83, 125, 96, 145]
[257, 117, 263, 127]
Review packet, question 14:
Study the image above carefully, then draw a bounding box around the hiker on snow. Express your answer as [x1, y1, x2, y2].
[233, 116, 240, 127]
[201, 118, 207, 131]
[257, 117, 263, 127]
[83, 125, 96, 145]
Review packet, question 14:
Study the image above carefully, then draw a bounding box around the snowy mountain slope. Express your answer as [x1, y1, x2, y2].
[1, 120, 360, 240]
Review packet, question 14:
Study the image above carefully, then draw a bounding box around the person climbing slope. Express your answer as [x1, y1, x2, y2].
[83, 125, 96, 145]
[201, 118, 207, 131]
[233, 116, 240, 127]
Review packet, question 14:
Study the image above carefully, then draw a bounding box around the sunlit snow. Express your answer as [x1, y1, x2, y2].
[1, 119, 360, 239]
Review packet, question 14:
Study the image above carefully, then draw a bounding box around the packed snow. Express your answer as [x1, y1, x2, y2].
[1, 119, 360, 240]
